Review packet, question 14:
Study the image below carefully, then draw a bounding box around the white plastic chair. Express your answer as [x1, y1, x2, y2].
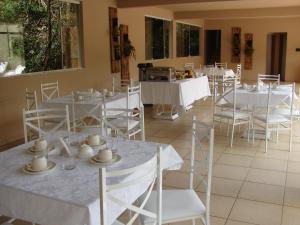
[215, 62, 227, 69]
[23, 105, 70, 143]
[213, 78, 251, 147]
[143, 116, 214, 225]
[25, 88, 38, 111]
[99, 146, 162, 225]
[253, 84, 294, 152]
[112, 76, 135, 93]
[236, 64, 242, 84]
[257, 73, 280, 86]
[41, 81, 59, 102]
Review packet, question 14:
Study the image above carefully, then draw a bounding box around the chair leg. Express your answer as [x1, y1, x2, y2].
[276, 123, 279, 143]
[289, 121, 293, 152]
[265, 127, 268, 153]
[247, 121, 251, 142]
[230, 125, 235, 148]
[192, 218, 196, 225]
[226, 121, 230, 137]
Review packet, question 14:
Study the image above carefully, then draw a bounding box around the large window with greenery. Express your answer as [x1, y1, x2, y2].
[145, 16, 171, 60]
[0, 0, 82, 76]
[176, 22, 200, 57]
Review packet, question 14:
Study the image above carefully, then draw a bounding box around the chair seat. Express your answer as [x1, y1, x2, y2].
[112, 220, 125, 225]
[109, 118, 139, 130]
[214, 110, 250, 119]
[144, 189, 206, 224]
[216, 102, 244, 110]
[254, 114, 290, 123]
[273, 108, 300, 117]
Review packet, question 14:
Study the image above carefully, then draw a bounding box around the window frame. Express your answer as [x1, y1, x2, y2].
[145, 15, 172, 61]
[176, 21, 201, 58]
[0, 1, 84, 78]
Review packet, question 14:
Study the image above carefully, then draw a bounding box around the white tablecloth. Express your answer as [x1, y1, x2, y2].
[226, 85, 294, 107]
[0, 131, 183, 225]
[197, 68, 235, 77]
[41, 92, 140, 119]
[141, 76, 210, 111]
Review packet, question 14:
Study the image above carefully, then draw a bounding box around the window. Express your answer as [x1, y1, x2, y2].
[176, 22, 200, 57]
[0, 0, 83, 76]
[145, 16, 171, 60]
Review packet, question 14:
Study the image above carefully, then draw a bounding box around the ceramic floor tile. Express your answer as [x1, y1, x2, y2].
[282, 206, 300, 225]
[198, 193, 236, 219]
[246, 168, 286, 186]
[238, 181, 284, 204]
[250, 157, 287, 172]
[287, 161, 300, 173]
[217, 153, 253, 167]
[198, 177, 243, 197]
[284, 187, 300, 208]
[225, 220, 257, 225]
[286, 173, 300, 188]
[169, 217, 226, 225]
[229, 199, 282, 225]
[255, 149, 289, 160]
[288, 151, 300, 162]
[224, 146, 257, 157]
[163, 171, 201, 189]
[213, 164, 249, 181]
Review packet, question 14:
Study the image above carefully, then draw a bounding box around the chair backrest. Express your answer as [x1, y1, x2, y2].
[41, 81, 59, 102]
[262, 83, 294, 122]
[236, 64, 242, 82]
[25, 88, 38, 111]
[102, 106, 144, 140]
[99, 146, 162, 225]
[214, 78, 237, 117]
[127, 83, 142, 110]
[190, 116, 214, 225]
[184, 63, 195, 71]
[23, 105, 70, 142]
[257, 73, 280, 86]
[215, 62, 227, 69]
[112, 76, 135, 93]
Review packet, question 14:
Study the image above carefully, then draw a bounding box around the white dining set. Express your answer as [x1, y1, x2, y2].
[212, 72, 298, 152]
[0, 114, 215, 225]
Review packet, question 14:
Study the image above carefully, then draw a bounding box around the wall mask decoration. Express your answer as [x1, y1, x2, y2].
[232, 27, 241, 63]
[244, 33, 254, 70]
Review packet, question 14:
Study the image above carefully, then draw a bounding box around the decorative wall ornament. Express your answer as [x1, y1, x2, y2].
[120, 24, 130, 80]
[231, 27, 241, 63]
[109, 7, 120, 73]
[244, 33, 254, 70]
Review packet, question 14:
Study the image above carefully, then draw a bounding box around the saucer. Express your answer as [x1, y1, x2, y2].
[89, 154, 121, 166]
[23, 161, 56, 175]
[85, 139, 106, 148]
[26, 144, 55, 155]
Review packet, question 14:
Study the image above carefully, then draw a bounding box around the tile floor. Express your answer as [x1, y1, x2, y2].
[2, 97, 300, 225]
[144, 98, 300, 225]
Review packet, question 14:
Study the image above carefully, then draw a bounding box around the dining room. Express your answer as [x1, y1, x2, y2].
[1, 0, 300, 225]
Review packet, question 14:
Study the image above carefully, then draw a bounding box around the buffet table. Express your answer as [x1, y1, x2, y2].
[141, 76, 210, 119]
[0, 131, 183, 225]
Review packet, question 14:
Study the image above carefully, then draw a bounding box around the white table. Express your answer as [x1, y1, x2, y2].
[197, 68, 235, 78]
[141, 76, 210, 119]
[0, 131, 183, 225]
[41, 92, 140, 120]
[226, 85, 294, 107]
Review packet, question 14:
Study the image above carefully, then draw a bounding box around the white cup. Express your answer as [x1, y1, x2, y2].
[35, 139, 48, 152]
[79, 144, 93, 158]
[31, 155, 48, 171]
[88, 134, 100, 146]
[243, 83, 248, 89]
[102, 89, 108, 95]
[88, 88, 94, 93]
[97, 149, 112, 162]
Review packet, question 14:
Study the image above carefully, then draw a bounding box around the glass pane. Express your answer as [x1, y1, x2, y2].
[176, 23, 190, 57]
[190, 25, 200, 56]
[0, 0, 82, 76]
[145, 17, 170, 60]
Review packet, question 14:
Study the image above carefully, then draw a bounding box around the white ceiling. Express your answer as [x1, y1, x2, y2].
[161, 0, 300, 12]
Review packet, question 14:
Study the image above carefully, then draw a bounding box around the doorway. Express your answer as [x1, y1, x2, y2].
[266, 32, 287, 81]
[205, 30, 221, 65]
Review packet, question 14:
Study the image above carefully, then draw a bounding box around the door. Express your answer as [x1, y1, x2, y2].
[205, 30, 221, 65]
[266, 32, 287, 81]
